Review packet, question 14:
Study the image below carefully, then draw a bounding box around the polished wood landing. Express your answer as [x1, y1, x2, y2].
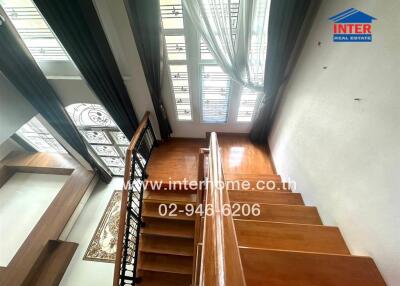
[217, 135, 276, 176]
[146, 135, 276, 184]
[147, 138, 206, 183]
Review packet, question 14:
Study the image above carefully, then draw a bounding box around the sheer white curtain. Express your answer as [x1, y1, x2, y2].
[183, 0, 270, 92]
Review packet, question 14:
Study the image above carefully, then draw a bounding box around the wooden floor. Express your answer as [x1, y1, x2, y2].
[218, 135, 276, 176]
[147, 135, 275, 182]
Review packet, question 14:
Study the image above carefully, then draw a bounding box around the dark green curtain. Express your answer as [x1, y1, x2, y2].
[124, 0, 172, 139]
[250, 0, 312, 143]
[0, 7, 112, 183]
[33, 0, 139, 140]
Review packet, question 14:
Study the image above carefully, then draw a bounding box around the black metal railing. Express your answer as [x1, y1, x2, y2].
[114, 112, 157, 286]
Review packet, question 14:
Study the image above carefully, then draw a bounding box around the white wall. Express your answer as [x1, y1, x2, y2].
[0, 172, 69, 266]
[269, 1, 400, 285]
[0, 74, 37, 145]
[0, 139, 23, 161]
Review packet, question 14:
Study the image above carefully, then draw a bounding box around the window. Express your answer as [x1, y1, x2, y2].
[201, 65, 230, 123]
[66, 103, 129, 176]
[160, 0, 269, 124]
[16, 116, 67, 153]
[0, 0, 69, 61]
[160, 0, 193, 121]
[237, 88, 261, 122]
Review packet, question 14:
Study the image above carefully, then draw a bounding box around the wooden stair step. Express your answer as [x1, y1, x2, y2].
[240, 247, 386, 286]
[225, 173, 282, 182]
[24, 240, 78, 286]
[141, 217, 194, 239]
[231, 203, 322, 225]
[140, 234, 193, 256]
[139, 253, 193, 275]
[143, 190, 197, 205]
[138, 271, 191, 286]
[143, 203, 195, 221]
[229, 190, 304, 205]
[235, 219, 349, 255]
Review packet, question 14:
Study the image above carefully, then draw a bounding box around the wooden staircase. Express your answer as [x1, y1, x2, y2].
[114, 131, 386, 286]
[135, 179, 386, 285]
[136, 189, 196, 286]
[224, 174, 386, 285]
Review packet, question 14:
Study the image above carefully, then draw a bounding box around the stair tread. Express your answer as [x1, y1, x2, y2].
[240, 247, 386, 286]
[138, 271, 191, 286]
[231, 203, 322, 224]
[225, 173, 281, 181]
[235, 219, 350, 255]
[229, 190, 304, 205]
[143, 204, 195, 221]
[139, 253, 193, 275]
[140, 235, 193, 256]
[141, 218, 194, 239]
[143, 191, 197, 205]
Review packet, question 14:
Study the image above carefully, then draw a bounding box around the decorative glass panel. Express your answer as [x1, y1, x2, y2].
[169, 65, 192, 120]
[101, 157, 124, 167]
[0, 0, 69, 61]
[66, 103, 129, 177]
[16, 117, 67, 153]
[165, 35, 187, 61]
[160, 0, 184, 30]
[119, 146, 128, 156]
[66, 103, 117, 127]
[110, 131, 130, 145]
[92, 145, 119, 157]
[109, 167, 125, 176]
[237, 88, 260, 122]
[201, 65, 230, 123]
[81, 130, 111, 144]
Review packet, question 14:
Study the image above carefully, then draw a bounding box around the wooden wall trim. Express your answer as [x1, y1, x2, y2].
[0, 152, 96, 286]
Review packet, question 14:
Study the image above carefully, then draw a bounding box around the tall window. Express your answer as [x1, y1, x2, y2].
[0, 0, 69, 61]
[237, 88, 262, 122]
[16, 116, 67, 153]
[201, 65, 230, 123]
[66, 103, 129, 176]
[160, 0, 193, 121]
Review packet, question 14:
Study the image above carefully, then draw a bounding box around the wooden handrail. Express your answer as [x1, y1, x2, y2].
[199, 132, 246, 286]
[113, 111, 151, 286]
[192, 148, 209, 286]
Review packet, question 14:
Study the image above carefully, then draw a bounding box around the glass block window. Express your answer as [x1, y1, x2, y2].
[237, 88, 261, 122]
[16, 116, 67, 153]
[66, 103, 129, 176]
[201, 65, 230, 123]
[0, 0, 69, 61]
[160, 0, 193, 121]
